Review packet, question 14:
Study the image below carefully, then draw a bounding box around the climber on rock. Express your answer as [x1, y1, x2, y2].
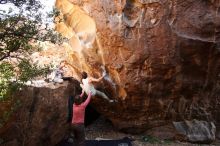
[80, 71, 114, 103]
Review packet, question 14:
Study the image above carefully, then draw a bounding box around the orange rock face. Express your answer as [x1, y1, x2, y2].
[56, 0, 220, 133]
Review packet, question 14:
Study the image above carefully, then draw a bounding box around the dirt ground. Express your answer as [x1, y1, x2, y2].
[85, 116, 219, 146]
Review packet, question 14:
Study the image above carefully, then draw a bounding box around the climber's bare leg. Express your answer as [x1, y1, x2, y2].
[95, 90, 114, 102]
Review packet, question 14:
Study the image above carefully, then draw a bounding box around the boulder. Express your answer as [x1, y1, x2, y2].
[55, 0, 220, 135]
[2, 0, 220, 145]
[0, 80, 81, 146]
[173, 120, 216, 143]
[2, 139, 18, 146]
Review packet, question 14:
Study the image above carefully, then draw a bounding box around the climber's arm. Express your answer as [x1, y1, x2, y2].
[89, 75, 104, 83]
[82, 92, 92, 107]
[80, 84, 85, 98]
[80, 89, 85, 98]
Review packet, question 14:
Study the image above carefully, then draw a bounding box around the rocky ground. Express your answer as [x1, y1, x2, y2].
[85, 116, 220, 146]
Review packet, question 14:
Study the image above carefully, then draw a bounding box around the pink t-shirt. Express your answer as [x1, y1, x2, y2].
[72, 93, 91, 124]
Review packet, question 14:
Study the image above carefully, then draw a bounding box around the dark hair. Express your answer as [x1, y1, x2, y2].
[74, 95, 83, 105]
[60, 60, 66, 64]
[82, 71, 88, 79]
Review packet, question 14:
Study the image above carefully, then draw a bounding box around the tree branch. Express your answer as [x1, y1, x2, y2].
[0, 52, 11, 61]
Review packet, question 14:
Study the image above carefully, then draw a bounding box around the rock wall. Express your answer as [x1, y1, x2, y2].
[54, 0, 220, 141]
[0, 80, 81, 146]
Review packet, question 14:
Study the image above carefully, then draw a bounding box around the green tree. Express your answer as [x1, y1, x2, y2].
[0, 0, 63, 100]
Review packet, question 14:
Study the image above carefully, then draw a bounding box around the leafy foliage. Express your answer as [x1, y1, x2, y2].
[0, 2, 63, 60]
[0, 0, 63, 99]
[0, 62, 14, 99]
[18, 59, 50, 82]
[0, 0, 40, 7]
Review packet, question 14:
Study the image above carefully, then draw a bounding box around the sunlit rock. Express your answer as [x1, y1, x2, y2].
[55, 0, 220, 137]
